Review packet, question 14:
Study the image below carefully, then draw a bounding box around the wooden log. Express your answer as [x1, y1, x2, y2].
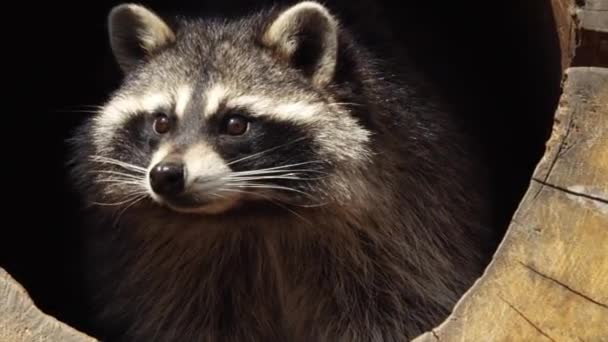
[413, 66, 608, 341]
[0, 268, 96, 342]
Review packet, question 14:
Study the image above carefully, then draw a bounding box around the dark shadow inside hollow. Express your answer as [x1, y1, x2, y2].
[1, 0, 563, 336]
[378, 0, 564, 248]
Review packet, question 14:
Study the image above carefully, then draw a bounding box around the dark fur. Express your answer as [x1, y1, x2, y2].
[69, 1, 494, 341]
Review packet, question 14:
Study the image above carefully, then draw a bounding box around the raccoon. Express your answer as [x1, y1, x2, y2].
[69, 1, 494, 341]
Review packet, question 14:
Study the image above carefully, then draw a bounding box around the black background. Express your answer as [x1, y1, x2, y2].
[3, 0, 562, 335]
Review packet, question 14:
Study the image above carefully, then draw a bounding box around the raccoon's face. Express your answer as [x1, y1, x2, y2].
[88, 2, 371, 215]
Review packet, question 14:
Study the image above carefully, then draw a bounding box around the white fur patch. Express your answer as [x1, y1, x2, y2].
[183, 143, 230, 186]
[226, 95, 323, 124]
[203, 84, 229, 117]
[200, 85, 323, 124]
[175, 143, 239, 214]
[174, 85, 193, 118]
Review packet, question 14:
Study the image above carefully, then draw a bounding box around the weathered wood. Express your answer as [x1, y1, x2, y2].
[576, 0, 608, 33]
[413, 67, 608, 342]
[552, 0, 578, 70]
[0, 268, 96, 342]
[572, 0, 608, 67]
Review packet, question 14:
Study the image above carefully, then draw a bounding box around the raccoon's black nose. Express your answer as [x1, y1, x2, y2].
[150, 162, 186, 196]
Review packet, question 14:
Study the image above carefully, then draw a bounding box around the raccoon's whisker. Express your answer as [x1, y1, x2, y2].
[113, 194, 148, 228]
[90, 156, 135, 164]
[92, 192, 148, 206]
[293, 202, 330, 208]
[329, 102, 364, 107]
[231, 160, 325, 172]
[225, 175, 322, 182]
[54, 105, 105, 114]
[227, 176, 303, 182]
[225, 162, 327, 179]
[190, 177, 229, 191]
[65, 104, 105, 110]
[231, 169, 326, 176]
[92, 170, 146, 179]
[97, 182, 145, 189]
[95, 180, 146, 187]
[94, 176, 145, 184]
[91, 165, 146, 176]
[56, 109, 103, 114]
[225, 182, 315, 198]
[227, 170, 327, 180]
[94, 176, 146, 185]
[218, 188, 311, 225]
[227, 169, 328, 179]
[96, 180, 147, 187]
[207, 192, 227, 200]
[229, 166, 326, 177]
[225, 136, 308, 167]
[89, 156, 147, 173]
[91, 162, 147, 174]
[226, 172, 305, 179]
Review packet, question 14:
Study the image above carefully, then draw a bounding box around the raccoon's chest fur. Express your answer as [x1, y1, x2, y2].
[102, 222, 289, 341]
[85, 204, 465, 342]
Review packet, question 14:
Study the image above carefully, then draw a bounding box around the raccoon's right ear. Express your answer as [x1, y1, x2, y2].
[262, 2, 339, 88]
[108, 4, 176, 73]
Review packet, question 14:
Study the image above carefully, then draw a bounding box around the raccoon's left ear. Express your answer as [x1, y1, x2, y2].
[108, 4, 176, 73]
[262, 1, 338, 88]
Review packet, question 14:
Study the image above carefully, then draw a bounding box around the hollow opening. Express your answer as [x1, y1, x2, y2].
[2, 0, 565, 337]
[382, 0, 565, 247]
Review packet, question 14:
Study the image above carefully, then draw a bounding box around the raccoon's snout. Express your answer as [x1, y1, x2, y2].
[150, 162, 186, 196]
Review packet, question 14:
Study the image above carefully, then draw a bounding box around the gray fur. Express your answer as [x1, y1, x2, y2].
[69, 1, 494, 341]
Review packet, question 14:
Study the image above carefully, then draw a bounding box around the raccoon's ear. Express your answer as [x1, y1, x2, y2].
[262, 1, 338, 88]
[108, 4, 176, 72]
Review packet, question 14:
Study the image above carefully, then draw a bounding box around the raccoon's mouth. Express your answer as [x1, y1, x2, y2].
[154, 192, 243, 215]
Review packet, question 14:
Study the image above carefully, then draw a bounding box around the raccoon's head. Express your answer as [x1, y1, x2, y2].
[85, 1, 373, 215]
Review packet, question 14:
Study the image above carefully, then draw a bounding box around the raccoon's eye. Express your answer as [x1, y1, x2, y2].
[153, 113, 171, 134]
[224, 115, 249, 136]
